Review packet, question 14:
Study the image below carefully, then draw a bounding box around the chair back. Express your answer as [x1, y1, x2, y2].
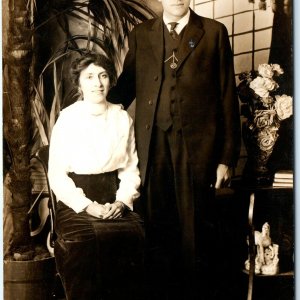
[32, 145, 56, 253]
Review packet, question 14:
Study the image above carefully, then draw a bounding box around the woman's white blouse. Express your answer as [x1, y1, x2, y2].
[48, 101, 141, 213]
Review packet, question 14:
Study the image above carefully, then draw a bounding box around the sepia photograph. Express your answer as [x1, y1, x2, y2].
[3, 0, 294, 299]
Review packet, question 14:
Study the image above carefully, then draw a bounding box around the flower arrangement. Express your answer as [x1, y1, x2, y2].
[238, 64, 293, 129]
[237, 63, 293, 183]
[238, 63, 293, 133]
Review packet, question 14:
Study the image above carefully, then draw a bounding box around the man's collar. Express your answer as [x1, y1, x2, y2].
[163, 9, 190, 34]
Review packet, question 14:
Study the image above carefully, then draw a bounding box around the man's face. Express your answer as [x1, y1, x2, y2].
[160, 0, 191, 21]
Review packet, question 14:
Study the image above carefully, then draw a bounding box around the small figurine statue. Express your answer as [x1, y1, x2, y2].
[261, 244, 279, 275]
[245, 255, 262, 274]
[255, 222, 272, 264]
[245, 222, 279, 275]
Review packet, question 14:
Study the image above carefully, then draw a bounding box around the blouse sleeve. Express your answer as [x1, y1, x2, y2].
[48, 116, 92, 213]
[116, 117, 141, 210]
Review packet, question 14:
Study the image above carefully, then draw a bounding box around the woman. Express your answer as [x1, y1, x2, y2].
[48, 53, 144, 300]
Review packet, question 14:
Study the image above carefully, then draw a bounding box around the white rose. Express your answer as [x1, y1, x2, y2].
[263, 78, 278, 91]
[258, 64, 274, 78]
[275, 95, 293, 120]
[249, 77, 277, 98]
[249, 77, 269, 97]
[271, 64, 284, 76]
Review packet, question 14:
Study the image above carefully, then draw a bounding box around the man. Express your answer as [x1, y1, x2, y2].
[109, 0, 241, 298]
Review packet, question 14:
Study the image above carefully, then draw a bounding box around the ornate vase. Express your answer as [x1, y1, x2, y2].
[242, 119, 279, 186]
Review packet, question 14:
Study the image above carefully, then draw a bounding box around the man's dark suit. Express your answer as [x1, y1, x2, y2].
[110, 9, 240, 188]
[109, 9, 241, 299]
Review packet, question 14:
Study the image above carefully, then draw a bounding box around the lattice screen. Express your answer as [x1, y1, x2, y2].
[190, 0, 275, 174]
[191, 0, 274, 78]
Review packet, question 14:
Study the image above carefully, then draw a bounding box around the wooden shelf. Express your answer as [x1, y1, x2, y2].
[242, 269, 294, 277]
[243, 189, 294, 300]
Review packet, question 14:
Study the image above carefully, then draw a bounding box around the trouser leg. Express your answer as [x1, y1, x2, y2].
[145, 126, 195, 300]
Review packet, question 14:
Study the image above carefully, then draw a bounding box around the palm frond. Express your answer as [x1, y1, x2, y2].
[31, 99, 49, 146]
[31, 78, 50, 153]
[49, 62, 62, 140]
[31, 0, 156, 148]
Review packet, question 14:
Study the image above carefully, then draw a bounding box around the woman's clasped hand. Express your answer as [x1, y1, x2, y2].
[85, 201, 126, 219]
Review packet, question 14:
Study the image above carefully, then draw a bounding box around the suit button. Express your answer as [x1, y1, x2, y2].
[154, 76, 158, 81]
[148, 100, 153, 105]
[145, 124, 150, 130]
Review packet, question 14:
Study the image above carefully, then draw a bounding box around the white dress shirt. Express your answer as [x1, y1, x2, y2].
[163, 9, 190, 34]
[48, 100, 141, 213]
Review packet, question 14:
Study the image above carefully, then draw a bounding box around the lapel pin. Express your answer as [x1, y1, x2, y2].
[189, 39, 195, 48]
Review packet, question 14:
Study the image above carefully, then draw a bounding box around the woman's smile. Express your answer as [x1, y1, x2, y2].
[79, 63, 110, 104]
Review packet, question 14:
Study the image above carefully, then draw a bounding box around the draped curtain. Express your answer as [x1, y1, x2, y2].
[267, 0, 293, 172]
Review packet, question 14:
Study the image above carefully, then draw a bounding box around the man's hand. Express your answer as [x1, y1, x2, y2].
[214, 164, 231, 189]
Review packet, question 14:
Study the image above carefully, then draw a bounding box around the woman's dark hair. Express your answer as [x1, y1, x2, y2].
[71, 52, 117, 88]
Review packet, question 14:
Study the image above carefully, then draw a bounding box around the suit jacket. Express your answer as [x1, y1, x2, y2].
[109, 10, 241, 186]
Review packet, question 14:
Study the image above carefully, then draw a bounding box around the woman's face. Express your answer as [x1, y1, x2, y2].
[79, 63, 110, 104]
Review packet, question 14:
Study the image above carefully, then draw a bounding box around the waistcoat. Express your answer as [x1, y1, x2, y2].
[155, 24, 185, 131]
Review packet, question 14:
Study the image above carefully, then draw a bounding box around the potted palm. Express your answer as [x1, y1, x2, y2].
[3, 0, 155, 298]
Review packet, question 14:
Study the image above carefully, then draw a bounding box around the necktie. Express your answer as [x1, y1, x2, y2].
[169, 22, 179, 40]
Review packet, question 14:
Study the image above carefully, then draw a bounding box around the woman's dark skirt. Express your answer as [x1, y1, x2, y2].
[54, 172, 144, 300]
